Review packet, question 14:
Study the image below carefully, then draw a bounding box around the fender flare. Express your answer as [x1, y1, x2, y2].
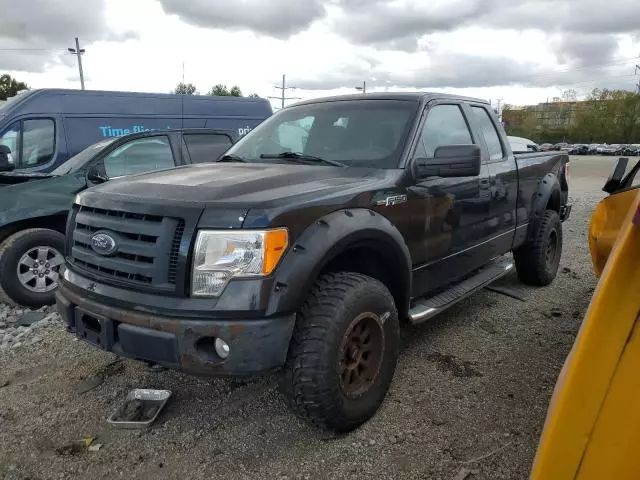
[265, 208, 412, 318]
[527, 173, 562, 241]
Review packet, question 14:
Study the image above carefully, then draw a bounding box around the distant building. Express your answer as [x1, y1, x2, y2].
[503, 100, 582, 131]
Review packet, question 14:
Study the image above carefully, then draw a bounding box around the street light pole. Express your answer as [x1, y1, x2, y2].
[67, 37, 86, 90]
[355, 81, 366, 93]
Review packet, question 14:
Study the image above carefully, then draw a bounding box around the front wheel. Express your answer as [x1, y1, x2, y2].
[281, 272, 399, 432]
[0, 228, 65, 308]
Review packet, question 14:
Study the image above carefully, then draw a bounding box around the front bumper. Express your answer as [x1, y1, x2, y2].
[56, 278, 296, 376]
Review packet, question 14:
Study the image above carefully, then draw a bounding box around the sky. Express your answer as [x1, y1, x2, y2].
[1, 0, 639, 110]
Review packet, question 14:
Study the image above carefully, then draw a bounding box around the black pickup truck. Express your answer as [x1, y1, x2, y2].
[56, 93, 570, 431]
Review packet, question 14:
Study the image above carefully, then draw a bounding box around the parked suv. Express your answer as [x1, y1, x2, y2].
[0, 129, 235, 308]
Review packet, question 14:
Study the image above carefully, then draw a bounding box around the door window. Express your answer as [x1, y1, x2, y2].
[420, 105, 473, 158]
[21, 119, 55, 167]
[0, 122, 20, 158]
[183, 133, 233, 163]
[471, 107, 504, 161]
[103, 136, 175, 178]
[0, 119, 55, 168]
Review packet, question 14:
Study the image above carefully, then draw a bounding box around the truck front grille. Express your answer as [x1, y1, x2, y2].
[69, 205, 184, 290]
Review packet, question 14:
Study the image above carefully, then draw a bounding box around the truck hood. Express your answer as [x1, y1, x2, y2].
[0, 171, 56, 186]
[81, 163, 399, 209]
[0, 173, 86, 226]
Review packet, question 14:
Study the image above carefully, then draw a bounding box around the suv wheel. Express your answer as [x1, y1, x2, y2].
[281, 272, 399, 432]
[0, 228, 65, 308]
[514, 209, 563, 286]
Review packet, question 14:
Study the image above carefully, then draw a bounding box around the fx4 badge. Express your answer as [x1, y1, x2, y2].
[376, 194, 407, 207]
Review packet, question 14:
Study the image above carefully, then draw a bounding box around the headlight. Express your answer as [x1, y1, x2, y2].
[191, 229, 288, 297]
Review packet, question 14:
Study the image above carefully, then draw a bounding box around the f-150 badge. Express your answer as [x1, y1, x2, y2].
[376, 194, 407, 207]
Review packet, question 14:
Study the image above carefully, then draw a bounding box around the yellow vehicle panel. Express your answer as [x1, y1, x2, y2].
[531, 189, 640, 479]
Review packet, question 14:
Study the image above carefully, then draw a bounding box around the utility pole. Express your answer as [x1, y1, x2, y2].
[635, 65, 640, 94]
[355, 81, 366, 93]
[496, 98, 503, 122]
[67, 37, 85, 90]
[268, 74, 300, 109]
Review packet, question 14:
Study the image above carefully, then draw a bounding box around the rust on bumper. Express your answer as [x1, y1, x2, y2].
[56, 282, 295, 376]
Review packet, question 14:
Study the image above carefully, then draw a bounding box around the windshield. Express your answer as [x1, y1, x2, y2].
[224, 99, 419, 168]
[51, 138, 116, 175]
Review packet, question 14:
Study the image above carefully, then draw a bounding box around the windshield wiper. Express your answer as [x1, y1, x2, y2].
[259, 152, 346, 167]
[218, 154, 246, 163]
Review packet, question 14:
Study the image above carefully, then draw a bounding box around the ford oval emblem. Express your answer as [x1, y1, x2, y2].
[90, 232, 117, 256]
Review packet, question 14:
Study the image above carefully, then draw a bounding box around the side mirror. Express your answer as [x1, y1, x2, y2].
[86, 162, 108, 184]
[603, 157, 628, 194]
[0, 145, 15, 172]
[416, 145, 481, 178]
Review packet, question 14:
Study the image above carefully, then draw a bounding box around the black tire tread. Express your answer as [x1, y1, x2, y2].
[281, 271, 398, 432]
[514, 210, 562, 286]
[0, 228, 65, 307]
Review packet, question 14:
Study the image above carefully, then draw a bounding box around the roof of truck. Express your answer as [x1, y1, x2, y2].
[293, 92, 490, 106]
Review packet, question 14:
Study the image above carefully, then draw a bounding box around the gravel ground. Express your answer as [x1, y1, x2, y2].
[0, 157, 616, 480]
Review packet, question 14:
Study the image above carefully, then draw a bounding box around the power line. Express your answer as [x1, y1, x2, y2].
[268, 74, 300, 109]
[67, 37, 85, 90]
[0, 48, 62, 52]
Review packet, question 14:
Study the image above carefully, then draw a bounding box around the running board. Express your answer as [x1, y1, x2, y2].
[408, 257, 515, 324]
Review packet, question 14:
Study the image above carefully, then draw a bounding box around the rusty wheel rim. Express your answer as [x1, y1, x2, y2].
[338, 312, 385, 398]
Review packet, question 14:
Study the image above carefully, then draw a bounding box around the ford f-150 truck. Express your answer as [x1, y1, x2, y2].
[55, 93, 570, 432]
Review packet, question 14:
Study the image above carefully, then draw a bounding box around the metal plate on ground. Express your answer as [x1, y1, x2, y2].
[107, 389, 172, 429]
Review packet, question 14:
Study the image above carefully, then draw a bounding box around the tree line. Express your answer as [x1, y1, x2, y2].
[0, 74, 29, 101]
[173, 82, 259, 98]
[0, 74, 259, 101]
[504, 89, 640, 144]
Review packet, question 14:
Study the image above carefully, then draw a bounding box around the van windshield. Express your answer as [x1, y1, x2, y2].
[224, 99, 419, 169]
[51, 138, 116, 175]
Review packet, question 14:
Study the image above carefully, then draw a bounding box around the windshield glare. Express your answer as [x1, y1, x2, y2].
[225, 99, 418, 168]
[51, 138, 116, 175]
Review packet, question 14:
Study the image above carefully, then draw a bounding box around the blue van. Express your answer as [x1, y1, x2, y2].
[0, 89, 272, 173]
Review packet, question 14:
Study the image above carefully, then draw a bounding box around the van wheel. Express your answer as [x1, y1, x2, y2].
[0, 229, 65, 308]
[514, 210, 563, 286]
[281, 272, 399, 432]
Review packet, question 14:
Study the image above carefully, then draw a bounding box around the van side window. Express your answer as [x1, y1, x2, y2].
[103, 136, 175, 178]
[0, 122, 20, 160]
[183, 133, 233, 163]
[22, 119, 55, 167]
[471, 107, 504, 161]
[420, 105, 473, 158]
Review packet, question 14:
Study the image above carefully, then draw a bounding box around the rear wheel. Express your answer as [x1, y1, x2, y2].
[0, 228, 65, 308]
[514, 210, 563, 286]
[281, 272, 399, 432]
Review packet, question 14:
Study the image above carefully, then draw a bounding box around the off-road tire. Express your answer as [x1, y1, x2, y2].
[281, 272, 399, 432]
[514, 210, 563, 286]
[0, 228, 65, 308]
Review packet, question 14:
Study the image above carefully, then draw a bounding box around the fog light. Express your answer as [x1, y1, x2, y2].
[214, 338, 230, 359]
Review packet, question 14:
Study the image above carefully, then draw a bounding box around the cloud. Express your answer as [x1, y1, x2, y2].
[331, 0, 492, 51]
[157, 0, 327, 39]
[0, 0, 136, 72]
[290, 50, 635, 92]
[555, 34, 620, 67]
[330, 0, 640, 58]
